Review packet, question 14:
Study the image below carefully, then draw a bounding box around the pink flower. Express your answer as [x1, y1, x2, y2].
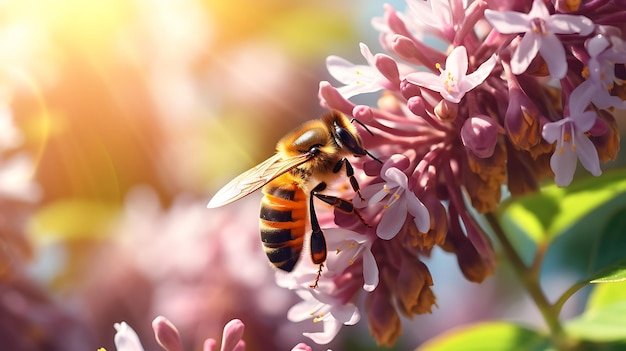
[355, 154, 430, 240]
[484, 0, 594, 78]
[287, 289, 360, 345]
[326, 43, 399, 99]
[542, 85, 601, 187]
[325, 228, 379, 292]
[112, 317, 246, 351]
[405, 46, 496, 103]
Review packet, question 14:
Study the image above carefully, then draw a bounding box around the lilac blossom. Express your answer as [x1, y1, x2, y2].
[542, 85, 601, 187]
[406, 46, 496, 104]
[355, 154, 430, 240]
[110, 317, 248, 351]
[299, 0, 625, 346]
[325, 228, 378, 292]
[484, 0, 594, 78]
[326, 43, 399, 99]
[287, 288, 360, 345]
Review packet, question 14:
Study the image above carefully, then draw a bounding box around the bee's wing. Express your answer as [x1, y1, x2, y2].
[207, 152, 312, 208]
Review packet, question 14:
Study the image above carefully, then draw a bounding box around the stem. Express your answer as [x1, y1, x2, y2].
[485, 212, 572, 349]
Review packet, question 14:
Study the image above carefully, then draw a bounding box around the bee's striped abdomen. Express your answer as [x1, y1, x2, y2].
[259, 178, 307, 272]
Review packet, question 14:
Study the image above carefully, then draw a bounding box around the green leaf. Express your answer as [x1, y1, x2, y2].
[587, 281, 626, 312]
[565, 281, 626, 343]
[566, 301, 626, 342]
[416, 322, 551, 351]
[498, 168, 626, 244]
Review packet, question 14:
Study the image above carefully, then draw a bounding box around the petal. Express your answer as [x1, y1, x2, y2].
[152, 317, 183, 351]
[484, 9, 531, 33]
[377, 198, 408, 240]
[353, 183, 384, 207]
[511, 32, 540, 75]
[571, 110, 597, 133]
[362, 249, 379, 292]
[568, 81, 595, 114]
[288, 299, 322, 322]
[547, 14, 594, 35]
[337, 82, 383, 99]
[446, 46, 469, 80]
[303, 318, 342, 345]
[587, 35, 610, 57]
[405, 71, 444, 93]
[221, 319, 245, 351]
[528, 0, 550, 19]
[383, 167, 408, 189]
[574, 133, 602, 176]
[364, 184, 387, 206]
[114, 322, 145, 351]
[326, 56, 360, 83]
[538, 34, 567, 79]
[359, 42, 375, 66]
[460, 54, 497, 92]
[406, 193, 430, 233]
[541, 119, 566, 143]
[329, 303, 360, 325]
[551, 144, 577, 187]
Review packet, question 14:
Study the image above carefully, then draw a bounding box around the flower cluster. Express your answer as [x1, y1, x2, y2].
[107, 317, 315, 351]
[280, 0, 625, 346]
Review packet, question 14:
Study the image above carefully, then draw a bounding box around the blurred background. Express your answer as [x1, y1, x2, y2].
[0, 1, 622, 350]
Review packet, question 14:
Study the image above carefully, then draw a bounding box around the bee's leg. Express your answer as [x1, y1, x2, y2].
[312, 182, 370, 227]
[333, 158, 363, 201]
[309, 182, 328, 289]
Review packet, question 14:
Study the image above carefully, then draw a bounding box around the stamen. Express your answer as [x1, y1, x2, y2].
[384, 192, 401, 209]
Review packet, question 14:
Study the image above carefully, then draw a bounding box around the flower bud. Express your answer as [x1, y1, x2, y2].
[365, 282, 402, 346]
[153, 316, 184, 351]
[318, 81, 355, 115]
[395, 255, 436, 318]
[461, 115, 501, 158]
[434, 99, 457, 122]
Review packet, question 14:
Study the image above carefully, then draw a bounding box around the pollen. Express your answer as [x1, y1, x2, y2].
[313, 313, 325, 323]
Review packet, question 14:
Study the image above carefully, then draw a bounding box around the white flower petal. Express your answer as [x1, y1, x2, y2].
[574, 133, 602, 177]
[511, 32, 541, 75]
[539, 34, 567, 79]
[376, 198, 408, 240]
[551, 143, 577, 187]
[406, 193, 430, 233]
[362, 249, 379, 292]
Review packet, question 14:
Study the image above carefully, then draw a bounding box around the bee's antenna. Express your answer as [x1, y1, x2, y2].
[350, 118, 383, 164]
[350, 118, 375, 136]
[367, 150, 383, 164]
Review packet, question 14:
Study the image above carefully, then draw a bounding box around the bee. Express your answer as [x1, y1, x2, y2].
[207, 110, 380, 287]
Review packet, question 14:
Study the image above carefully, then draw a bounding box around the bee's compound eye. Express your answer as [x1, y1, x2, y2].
[336, 127, 366, 156]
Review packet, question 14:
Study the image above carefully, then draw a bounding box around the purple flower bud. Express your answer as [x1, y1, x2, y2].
[460, 115, 501, 158]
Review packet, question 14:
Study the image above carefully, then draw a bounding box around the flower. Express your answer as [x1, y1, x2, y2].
[111, 317, 248, 351]
[287, 288, 360, 345]
[542, 85, 601, 187]
[405, 46, 496, 103]
[326, 43, 399, 99]
[355, 154, 430, 240]
[325, 228, 379, 292]
[484, 0, 594, 78]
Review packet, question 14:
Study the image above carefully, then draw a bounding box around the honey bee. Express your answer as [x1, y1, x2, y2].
[207, 110, 380, 286]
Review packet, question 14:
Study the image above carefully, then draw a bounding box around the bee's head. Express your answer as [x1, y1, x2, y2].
[326, 111, 382, 163]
